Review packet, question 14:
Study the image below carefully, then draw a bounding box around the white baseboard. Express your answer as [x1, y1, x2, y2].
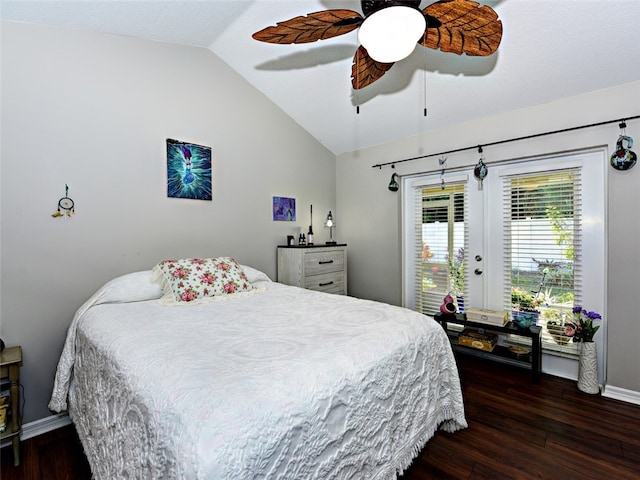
[0, 412, 71, 448]
[602, 385, 640, 406]
[23, 412, 72, 440]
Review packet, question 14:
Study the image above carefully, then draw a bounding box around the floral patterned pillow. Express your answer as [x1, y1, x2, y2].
[151, 257, 254, 304]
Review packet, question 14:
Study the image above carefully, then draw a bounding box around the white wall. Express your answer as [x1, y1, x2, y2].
[3, 21, 639, 427]
[0, 21, 337, 423]
[337, 81, 640, 396]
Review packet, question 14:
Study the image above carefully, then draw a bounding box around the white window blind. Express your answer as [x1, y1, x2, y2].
[414, 183, 468, 317]
[502, 168, 582, 354]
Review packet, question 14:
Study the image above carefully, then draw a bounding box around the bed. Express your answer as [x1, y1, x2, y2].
[49, 258, 467, 479]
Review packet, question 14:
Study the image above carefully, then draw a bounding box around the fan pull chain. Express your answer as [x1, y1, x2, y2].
[423, 32, 428, 117]
[356, 49, 360, 115]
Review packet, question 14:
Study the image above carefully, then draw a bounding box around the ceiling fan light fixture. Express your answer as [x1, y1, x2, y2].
[357, 5, 426, 63]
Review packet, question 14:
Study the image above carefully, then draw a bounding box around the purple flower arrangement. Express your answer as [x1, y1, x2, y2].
[564, 306, 602, 342]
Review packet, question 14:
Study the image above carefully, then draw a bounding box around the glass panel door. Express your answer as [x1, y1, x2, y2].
[403, 149, 605, 382]
[417, 184, 466, 316]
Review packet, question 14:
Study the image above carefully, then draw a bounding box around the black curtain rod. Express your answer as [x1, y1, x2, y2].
[371, 115, 640, 169]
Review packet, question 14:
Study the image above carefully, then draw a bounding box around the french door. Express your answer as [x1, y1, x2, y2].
[402, 149, 606, 381]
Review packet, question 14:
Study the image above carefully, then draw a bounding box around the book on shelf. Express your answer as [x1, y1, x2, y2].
[0, 395, 8, 433]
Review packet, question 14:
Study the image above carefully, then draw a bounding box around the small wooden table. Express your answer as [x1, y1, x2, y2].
[1, 346, 22, 466]
[434, 313, 542, 383]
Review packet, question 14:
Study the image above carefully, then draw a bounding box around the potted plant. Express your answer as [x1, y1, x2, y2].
[511, 287, 540, 325]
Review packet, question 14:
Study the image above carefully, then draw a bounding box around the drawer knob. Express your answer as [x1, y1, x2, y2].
[319, 281, 335, 287]
[319, 260, 334, 265]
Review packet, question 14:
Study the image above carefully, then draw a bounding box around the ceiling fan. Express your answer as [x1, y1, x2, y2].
[253, 0, 503, 89]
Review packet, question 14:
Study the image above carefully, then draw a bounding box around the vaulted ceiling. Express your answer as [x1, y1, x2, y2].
[2, 0, 639, 154]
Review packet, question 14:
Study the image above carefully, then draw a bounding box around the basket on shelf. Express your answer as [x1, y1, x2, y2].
[547, 323, 573, 345]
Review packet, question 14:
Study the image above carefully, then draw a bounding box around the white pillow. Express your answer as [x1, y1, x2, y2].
[100, 270, 163, 303]
[241, 265, 272, 284]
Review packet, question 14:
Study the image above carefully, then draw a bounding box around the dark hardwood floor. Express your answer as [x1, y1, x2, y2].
[2, 354, 639, 479]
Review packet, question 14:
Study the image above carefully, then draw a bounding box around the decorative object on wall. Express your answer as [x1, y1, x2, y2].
[388, 168, 399, 192]
[325, 211, 337, 245]
[273, 196, 296, 221]
[166, 138, 212, 200]
[438, 156, 447, 189]
[51, 184, 75, 218]
[610, 121, 637, 171]
[252, 0, 502, 90]
[473, 146, 488, 190]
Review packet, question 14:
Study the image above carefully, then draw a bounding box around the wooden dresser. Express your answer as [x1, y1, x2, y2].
[277, 244, 347, 295]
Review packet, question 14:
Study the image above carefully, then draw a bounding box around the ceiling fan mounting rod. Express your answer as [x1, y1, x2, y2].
[361, 0, 422, 16]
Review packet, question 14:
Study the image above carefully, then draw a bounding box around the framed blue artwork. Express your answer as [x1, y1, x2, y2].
[273, 196, 296, 221]
[166, 138, 212, 200]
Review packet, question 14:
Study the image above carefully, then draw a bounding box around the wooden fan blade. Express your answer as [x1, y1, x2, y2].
[420, 0, 503, 56]
[351, 46, 394, 90]
[252, 9, 363, 44]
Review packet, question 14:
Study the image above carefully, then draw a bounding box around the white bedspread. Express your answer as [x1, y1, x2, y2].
[50, 269, 466, 479]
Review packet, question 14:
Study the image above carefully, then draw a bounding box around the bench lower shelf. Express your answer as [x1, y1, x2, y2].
[434, 312, 542, 383]
[451, 343, 533, 369]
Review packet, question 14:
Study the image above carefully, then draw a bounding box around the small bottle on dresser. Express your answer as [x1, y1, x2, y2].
[307, 225, 314, 245]
[307, 205, 314, 245]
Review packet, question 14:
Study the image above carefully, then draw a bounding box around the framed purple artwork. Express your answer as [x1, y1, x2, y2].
[273, 197, 296, 221]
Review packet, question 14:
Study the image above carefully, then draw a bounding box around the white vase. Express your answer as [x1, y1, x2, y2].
[577, 341, 599, 394]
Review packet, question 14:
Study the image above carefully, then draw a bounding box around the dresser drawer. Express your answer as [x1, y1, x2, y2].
[304, 271, 345, 294]
[304, 250, 345, 276]
[277, 245, 348, 295]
